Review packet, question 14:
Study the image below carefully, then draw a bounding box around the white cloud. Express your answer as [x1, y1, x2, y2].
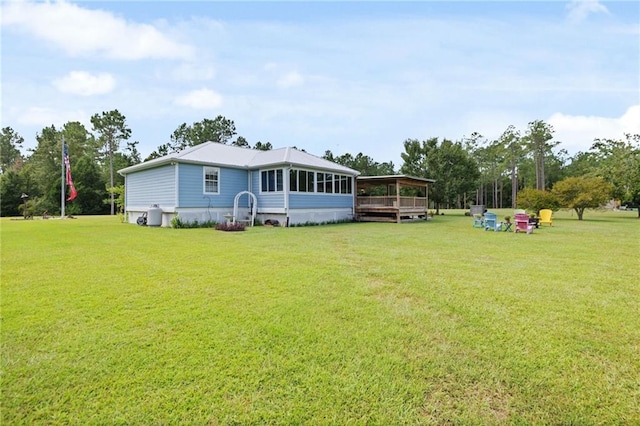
[277, 71, 304, 89]
[170, 63, 216, 81]
[174, 88, 223, 109]
[53, 71, 116, 96]
[2, 0, 194, 60]
[566, 0, 610, 24]
[548, 105, 640, 153]
[15, 106, 89, 128]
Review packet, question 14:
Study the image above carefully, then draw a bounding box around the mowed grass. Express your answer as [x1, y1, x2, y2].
[1, 210, 638, 424]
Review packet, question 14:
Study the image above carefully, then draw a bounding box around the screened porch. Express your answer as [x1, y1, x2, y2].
[355, 175, 435, 223]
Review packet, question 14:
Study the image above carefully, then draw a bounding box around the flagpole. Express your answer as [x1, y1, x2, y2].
[61, 136, 65, 219]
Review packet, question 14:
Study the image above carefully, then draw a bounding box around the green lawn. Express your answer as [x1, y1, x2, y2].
[2, 210, 639, 424]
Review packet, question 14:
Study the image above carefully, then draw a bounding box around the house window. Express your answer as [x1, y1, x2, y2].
[261, 169, 283, 192]
[203, 167, 219, 194]
[325, 173, 333, 193]
[289, 169, 298, 191]
[289, 169, 316, 192]
[316, 172, 325, 193]
[290, 169, 351, 194]
[298, 170, 307, 192]
[340, 175, 349, 194]
[306, 171, 315, 192]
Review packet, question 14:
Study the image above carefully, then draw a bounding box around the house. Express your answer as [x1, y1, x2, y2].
[118, 142, 360, 227]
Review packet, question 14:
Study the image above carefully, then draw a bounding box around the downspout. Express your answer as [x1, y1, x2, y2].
[284, 163, 291, 226]
[248, 170, 253, 219]
[123, 174, 127, 222]
[284, 147, 291, 226]
[173, 162, 179, 218]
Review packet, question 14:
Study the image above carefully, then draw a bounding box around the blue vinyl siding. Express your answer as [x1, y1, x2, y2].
[178, 164, 248, 208]
[258, 193, 285, 209]
[252, 170, 284, 208]
[289, 193, 353, 209]
[126, 165, 176, 207]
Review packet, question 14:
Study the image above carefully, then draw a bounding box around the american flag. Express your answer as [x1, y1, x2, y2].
[63, 144, 77, 201]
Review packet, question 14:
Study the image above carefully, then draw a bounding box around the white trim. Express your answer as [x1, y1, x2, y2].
[257, 207, 286, 214]
[284, 166, 289, 216]
[174, 162, 179, 207]
[233, 191, 257, 226]
[203, 166, 220, 195]
[259, 168, 284, 194]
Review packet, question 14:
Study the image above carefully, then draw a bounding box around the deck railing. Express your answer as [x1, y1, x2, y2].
[356, 196, 427, 208]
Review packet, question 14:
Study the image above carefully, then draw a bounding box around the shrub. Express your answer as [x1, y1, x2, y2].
[517, 188, 560, 213]
[171, 215, 216, 229]
[215, 222, 246, 232]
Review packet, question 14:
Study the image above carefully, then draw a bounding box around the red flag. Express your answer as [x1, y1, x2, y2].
[63, 144, 77, 201]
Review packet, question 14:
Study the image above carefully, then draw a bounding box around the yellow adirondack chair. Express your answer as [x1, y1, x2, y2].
[539, 209, 553, 226]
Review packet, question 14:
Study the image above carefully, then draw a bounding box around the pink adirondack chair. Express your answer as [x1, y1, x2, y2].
[514, 213, 533, 233]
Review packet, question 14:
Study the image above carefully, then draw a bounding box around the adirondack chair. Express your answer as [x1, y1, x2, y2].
[473, 214, 484, 228]
[514, 213, 532, 233]
[484, 212, 498, 231]
[539, 209, 553, 226]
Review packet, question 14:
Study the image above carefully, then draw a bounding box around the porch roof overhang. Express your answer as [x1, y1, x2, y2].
[356, 175, 436, 189]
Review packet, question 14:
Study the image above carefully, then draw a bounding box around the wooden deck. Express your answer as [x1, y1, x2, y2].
[355, 196, 427, 223]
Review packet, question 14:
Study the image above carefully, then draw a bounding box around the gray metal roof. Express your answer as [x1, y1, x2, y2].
[356, 175, 436, 185]
[118, 142, 359, 175]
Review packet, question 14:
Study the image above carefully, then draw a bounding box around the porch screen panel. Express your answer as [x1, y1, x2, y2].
[325, 173, 333, 193]
[307, 171, 315, 192]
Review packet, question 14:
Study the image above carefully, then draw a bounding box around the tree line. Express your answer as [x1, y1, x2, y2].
[2, 109, 639, 219]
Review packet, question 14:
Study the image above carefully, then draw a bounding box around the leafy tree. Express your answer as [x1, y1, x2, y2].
[399, 139, 424, 177]
[0, 127, 24, 173]
[324, 151, 395, 176]
[400, 137, 479, 212]
[0, 169, 24, 216]
[148, 116, 238, 159]
[589, 134, 640, 217]
[476, 141, 505, 209]
[107, 185, 126, 218]
[233, 136, 250, 148]
[552, 176, 613, 220]
[498, 125, 524, 208]
[124, 141, 142, 165]
[462, 132, 494, 207]
[524, 120, 558, 190]
[72, 156, 108, 214]
[254, 141, 273, 151]
[62, 121, 98, 160]
[169, 122, 191, 152]
[91, 110, 131, 215]
[27, 125, 61, 212]
[516, 187, 559, 214]
[544, 148, 569, 189]
[144, 144, 170, 161]
[564, 151, 597, 178]
[171, 116, 236, 148]
[190, 116, 236, 145]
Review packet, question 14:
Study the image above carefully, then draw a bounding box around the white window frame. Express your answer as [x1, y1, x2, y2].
[203, 166, 220, 194]
[260, 168, 284, 193]
[289, 168, 316, 193]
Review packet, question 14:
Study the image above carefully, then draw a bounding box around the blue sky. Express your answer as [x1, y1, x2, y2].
[2, 0, 639, 166]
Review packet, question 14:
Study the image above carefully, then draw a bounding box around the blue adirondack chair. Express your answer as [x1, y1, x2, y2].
[484, 212, 498, 231]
